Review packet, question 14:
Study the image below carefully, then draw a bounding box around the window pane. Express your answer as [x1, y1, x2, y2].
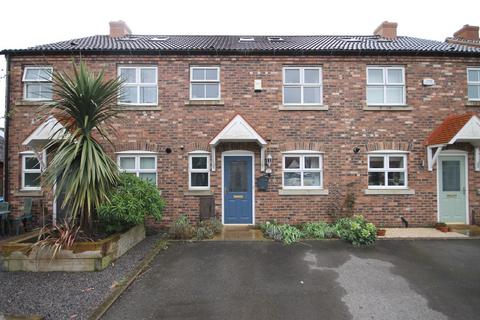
[120, 69, 136, 83]
[389, 156, 404, 169]
[468, 85, 480, 100]
[285, 156, 300, 169]
[191, 172, 208, 187]
[304, 69, 320, 84]
[284, 87, 301, 104]
[303, 87, 321, 104]
[468, 69, 480, 82]
[24, 173, 41, 188]
[205, 69, 218, 81]
[139, 173, 157, 185]
[368, 172, 385, 186]
[442, 160, 460, 191]
[305, 156, 320, 169]
[26, 83, 41, 99]
[386, 86, 404, 104]
[369, 156, 384, 169]
[120, 85, 138, 103]
[387, 69, 403, 84]
[388, 172, 405, 186]
[140, 69, 156, 83]
[285, 69, 300, 84]
[367, 86, 384, 104]
[140, 86, 157, 103]
[191, 84, 205, 99]
[25, 157, 40, 170]
[303, 172, 321, 187]
[38, 68, 52, 81]
[205, 84, 220, 99]
[24, 68, 40, 80]
[40, 83, 53, 100]
[367, 69, 383, 84]
[140, 157, 155, 169]
[192, 156, 207, 169]
[119, 157, 136, 170]
[229, 160, 248, 192]
[192, 68, 205, 81]
[284, 172, 301, 187]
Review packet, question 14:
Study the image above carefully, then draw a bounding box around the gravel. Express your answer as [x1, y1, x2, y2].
[0, 232, 165, 320]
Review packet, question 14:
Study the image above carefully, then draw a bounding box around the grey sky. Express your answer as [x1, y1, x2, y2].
[0, 0, 479, 127]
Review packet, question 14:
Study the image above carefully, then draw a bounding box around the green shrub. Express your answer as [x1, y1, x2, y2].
[98, 173, 165, 233]
[168, 215, 195, 239]
[196, 226, 214, 240]
[302, 222, 336, 239]
[260, 221, 303, 245]
[334, 215, 376, 246]
[195, 218, 223, 240]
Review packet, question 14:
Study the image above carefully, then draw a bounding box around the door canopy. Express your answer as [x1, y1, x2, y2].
[22, 116, 66, 149]
[425, 113, 480, 171]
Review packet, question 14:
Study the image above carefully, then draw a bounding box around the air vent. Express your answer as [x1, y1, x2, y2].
[150, 37, 170, 42]
[268, 36, 284, 42]
[239, 37, 255, 42]
[117, 37, 139, 41]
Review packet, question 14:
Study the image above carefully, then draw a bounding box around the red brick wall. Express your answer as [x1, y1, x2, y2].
[5, 53, 480, 227]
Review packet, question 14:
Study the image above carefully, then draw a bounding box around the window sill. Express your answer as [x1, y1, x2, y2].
[364, 188, 415, 195]
[14, 190, 43, 197]
[278, 105, 329, 111]
[279, 189, 329, 196]
[466, 101, 480, 107]
[114, 105, 161, 111]
[363, 105, 412, 111]
[184, 190, 213, 196]
[185, 100, 224, 106]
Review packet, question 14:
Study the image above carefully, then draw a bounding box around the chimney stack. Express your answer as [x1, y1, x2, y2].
[374, 21, 398, 39]
[109, 20, 132, 38]
[453, 24, 479, 41]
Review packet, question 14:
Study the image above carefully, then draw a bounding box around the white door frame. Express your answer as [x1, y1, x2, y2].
[221, 150, 255, 225]
[436, 150, 469, 224]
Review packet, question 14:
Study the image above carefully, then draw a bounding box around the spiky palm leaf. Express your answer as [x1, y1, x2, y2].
[43, 62, 122, 230]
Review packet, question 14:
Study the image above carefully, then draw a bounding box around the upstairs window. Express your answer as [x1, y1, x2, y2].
[367, 66, 405, 105]
[189, 153, 210, 189]
[467, 68, 480, 101]
[368, 154, 407, 189]
[190, 67, 220, 100]
[283, 67, 322, 105]
[118, 66, 158, 105]
[283, 153, 323, 189]
[23, 66, 53, 101]
[22, 153, 41, 190]
[118, 153, 157, 185]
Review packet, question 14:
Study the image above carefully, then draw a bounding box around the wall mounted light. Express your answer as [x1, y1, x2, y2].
[352, 146, 361, 154]
[266, 154, 273, 167]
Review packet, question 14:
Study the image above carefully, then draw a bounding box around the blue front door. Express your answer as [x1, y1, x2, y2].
[224, 156, 253, 224]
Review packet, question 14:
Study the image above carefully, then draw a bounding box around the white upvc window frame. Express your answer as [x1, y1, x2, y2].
[188, 152, 210, 190]
[117, 66, 158, 106]
[367, 153, 408, 189]
[22, 66, 53, 101]
[282, 152, 323, 190]
[366, 66, 406, 106]
[117, 153, 158, 186]
[21, 152, 42, 190]
[282, 66, 323, 105]
[467, 67, 480, 101]
[189, 66, 221, 100]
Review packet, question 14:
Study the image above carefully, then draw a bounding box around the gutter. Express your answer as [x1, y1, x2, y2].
[3, 54, 9, 201]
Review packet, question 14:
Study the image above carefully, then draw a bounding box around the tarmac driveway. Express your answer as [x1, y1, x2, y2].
[103, 240, 480, 320]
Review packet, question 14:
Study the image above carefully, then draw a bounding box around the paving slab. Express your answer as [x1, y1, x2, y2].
[379, 227, 468, 239]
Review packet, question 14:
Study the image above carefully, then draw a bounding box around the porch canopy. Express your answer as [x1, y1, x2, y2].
[209, 114, 267, 171]
[426, 113, 480, 171]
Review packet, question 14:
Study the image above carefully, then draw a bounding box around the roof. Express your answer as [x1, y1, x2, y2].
[446, 37, 480, 48]
[2, 34, 480, 56]
[425, 113, 477, 145]
[210, 114, 266, 146]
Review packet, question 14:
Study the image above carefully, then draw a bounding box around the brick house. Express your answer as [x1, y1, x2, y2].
[2, 21, 480, 227]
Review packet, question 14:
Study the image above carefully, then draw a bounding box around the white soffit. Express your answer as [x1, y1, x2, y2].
[210, 115, 267, 146]
[449, 116, 480, 145]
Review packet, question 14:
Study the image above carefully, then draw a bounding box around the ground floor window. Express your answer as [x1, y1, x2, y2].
[21, 153, 41, 190]
[282, 153, 323, 189]
[117, 153, 157, 185]
[189, 152, 210, 190]
[368, 153, 407, 188]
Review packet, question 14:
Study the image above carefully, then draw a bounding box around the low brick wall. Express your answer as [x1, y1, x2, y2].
[0, 224, 145, 272]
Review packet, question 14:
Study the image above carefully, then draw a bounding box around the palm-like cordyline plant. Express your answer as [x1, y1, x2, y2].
[43, 62, 122, 231]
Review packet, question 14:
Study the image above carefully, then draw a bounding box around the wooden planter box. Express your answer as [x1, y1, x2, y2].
[0, 224, 145, 272]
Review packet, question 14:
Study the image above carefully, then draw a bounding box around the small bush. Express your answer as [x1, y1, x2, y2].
[302, 222, 336, 239]
[169, 215, 195, 239]
[196, 226, 215, 240]
[260, 221, 303, 245]
[195, 218, 223, 240]
[98, 173, 165, 233]
[334, 215, 376, 246]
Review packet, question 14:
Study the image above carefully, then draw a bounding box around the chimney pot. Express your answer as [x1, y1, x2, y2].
[453, 24, 479, 41]
[374, 21, 398, 39]
[109, 20, 132, 38]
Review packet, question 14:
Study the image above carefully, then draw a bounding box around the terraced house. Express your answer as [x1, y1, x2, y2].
[2, 21, 480, 227]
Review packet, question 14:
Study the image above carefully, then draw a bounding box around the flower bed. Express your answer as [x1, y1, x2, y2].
[0, 224, 145, 272]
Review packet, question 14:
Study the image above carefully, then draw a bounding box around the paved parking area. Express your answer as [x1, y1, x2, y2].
[103, 240, 480, 320]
